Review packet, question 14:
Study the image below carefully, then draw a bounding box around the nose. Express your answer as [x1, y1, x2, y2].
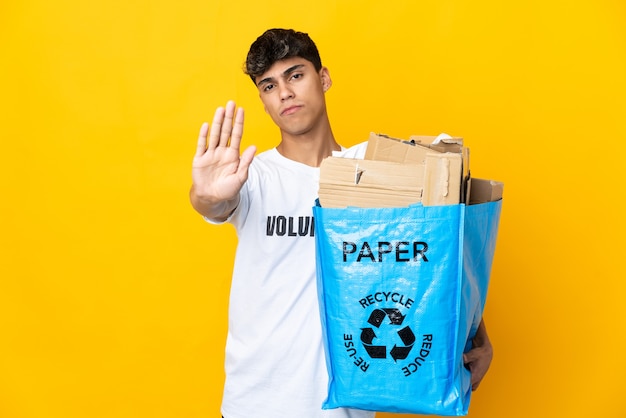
[278, 83, 294, 101]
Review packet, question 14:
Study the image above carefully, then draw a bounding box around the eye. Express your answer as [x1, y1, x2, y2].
[290, 73, 303, 81]
[262, 83, 275, 92]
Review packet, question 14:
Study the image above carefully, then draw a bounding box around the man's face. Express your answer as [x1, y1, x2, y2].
[254, 57, 331, 137]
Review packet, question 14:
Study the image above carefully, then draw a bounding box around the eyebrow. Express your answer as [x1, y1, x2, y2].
[256, 64, 306, 87]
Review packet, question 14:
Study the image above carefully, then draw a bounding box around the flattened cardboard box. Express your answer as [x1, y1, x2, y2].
[318, 158, 424, 208]
[467, 178, 504, 204]
[366, 133, 471, 204]
[364, 132, 465, 164]
[319, 133, 470, 208]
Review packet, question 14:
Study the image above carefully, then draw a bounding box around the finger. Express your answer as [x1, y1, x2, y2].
[463, 357, 479, 389]
[234, 145, 256, 182]
[229, 107, 245, 151]
[208, 106, 225, 150]
[463, 348, 481, 364]
[195, 122, 209, 157]
[238, 145, 256, 170]
[470, 365, 484, 391]
[219, 101, 236, 147]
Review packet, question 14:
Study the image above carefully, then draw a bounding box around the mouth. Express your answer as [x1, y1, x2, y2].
[280, 105, 302, 116]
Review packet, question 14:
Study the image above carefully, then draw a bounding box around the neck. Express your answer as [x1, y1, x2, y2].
[276, 119, 340, 167]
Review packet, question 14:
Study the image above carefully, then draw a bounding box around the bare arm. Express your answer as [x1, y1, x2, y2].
[463, 318, 493, 391]
[190, 101, 256, 221]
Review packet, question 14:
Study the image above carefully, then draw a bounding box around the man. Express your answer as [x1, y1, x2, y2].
[190, 28, 492, 418]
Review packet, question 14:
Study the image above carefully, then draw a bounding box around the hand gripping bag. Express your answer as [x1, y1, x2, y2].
[313, 200, 502, 415]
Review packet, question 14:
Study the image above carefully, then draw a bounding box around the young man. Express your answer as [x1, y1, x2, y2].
[190, 28, 493, 418]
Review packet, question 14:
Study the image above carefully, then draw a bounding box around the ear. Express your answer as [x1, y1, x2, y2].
[320, 67, 332, 92]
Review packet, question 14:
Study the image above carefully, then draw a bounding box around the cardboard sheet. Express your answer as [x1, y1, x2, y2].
[318, 132, 502, 208]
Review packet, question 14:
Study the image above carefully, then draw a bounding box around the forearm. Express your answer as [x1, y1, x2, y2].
[189, 184, 239, 222]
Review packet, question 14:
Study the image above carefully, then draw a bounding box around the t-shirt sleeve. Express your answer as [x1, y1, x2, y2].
[332, 141, 367, 159]
[203, 185, 249, 227]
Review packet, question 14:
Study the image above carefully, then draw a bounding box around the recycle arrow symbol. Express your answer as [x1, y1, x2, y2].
[382, 308, 406, 325]
[390, 326, 416, 362]
[367, 309, 387, 327]
[360, 327, 386, 358]
[362, 309, 413, 360]
[367, 308, 406, 327]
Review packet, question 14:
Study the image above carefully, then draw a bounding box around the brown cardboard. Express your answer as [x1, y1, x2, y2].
[468, 178, 504, 205]
[364, 133, 435, 164]
[364, 133, 465, 163]
[365, 133, 468, 206]
[408, 134, 464, 154]
[318, 157, 424, 208]
[318, 133, 502, 208]
[422, 153, 463, 206]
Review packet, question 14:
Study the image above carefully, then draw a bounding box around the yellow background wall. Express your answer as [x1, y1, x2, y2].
[1, 1, 625, 417]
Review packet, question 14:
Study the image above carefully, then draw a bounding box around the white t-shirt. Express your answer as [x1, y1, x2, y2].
[214, 144, 372, 418]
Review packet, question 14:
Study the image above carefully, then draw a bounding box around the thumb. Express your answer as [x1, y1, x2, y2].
[234, 145, 256, 185]
[463, 350, 478, 365]
[238, 145, 257, 173]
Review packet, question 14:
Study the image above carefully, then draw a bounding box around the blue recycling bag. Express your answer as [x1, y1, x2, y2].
[313, 200, 502, 415]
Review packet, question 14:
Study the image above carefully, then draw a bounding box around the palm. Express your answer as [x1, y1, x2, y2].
[192, 145, 247, 202]
[192, 101, 256, 205]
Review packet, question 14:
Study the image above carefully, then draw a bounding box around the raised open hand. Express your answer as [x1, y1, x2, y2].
[191, 101, 256, 218]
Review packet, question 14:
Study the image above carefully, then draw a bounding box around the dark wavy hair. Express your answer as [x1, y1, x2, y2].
[244, 29, 322, 83]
